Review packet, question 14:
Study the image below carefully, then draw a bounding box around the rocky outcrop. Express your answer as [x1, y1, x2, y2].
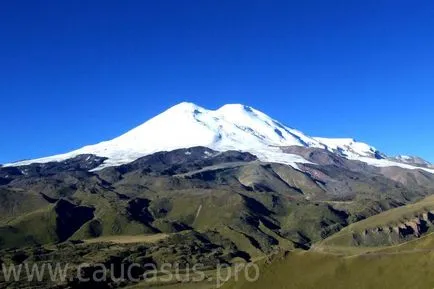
[352, 211, 434, 246]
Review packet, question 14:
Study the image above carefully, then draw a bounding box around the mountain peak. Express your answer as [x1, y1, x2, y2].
[165, 102, 205, 114]
[217, 103, 253, 112]
[169, 102, 260, 117]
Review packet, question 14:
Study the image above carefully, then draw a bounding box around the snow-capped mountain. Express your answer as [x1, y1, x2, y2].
[391, 155, 432, 168]
[4, 102, 432, 173]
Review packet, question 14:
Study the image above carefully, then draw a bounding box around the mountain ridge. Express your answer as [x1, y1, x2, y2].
[4, 102, 433, 174]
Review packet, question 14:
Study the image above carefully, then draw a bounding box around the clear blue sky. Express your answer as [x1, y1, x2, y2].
[1, 0, 434, 164]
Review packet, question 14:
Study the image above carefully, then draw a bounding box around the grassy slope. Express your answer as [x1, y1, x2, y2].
[0, 205, 58, 247]
[223, 244, 434, 289]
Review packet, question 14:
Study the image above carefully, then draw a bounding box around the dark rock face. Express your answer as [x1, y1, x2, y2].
[0, 167, 23, 185]
[281, 146, 375, 173]
[374, 150, 386, 159]
[0, 166, 23, 178]
[127, 198, 155, 225]
[55, 199, 95, 242]
[114, 146, 257, 175]
[87, 219, 103, 238]
[14, 154, 107, 177]
[0, 154, 107, 189]
[0, 178, 10, 186]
